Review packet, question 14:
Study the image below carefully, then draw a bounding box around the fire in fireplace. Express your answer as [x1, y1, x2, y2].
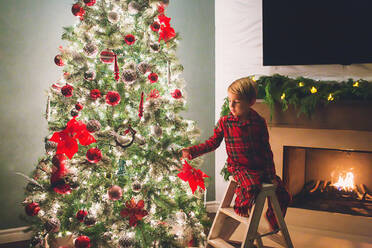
[283, 146, 372, 217]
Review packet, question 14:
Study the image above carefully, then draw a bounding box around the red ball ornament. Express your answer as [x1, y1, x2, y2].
[99, 50, 115, 63]
[61, 84, 73, 97]
[54, 55, 64, 66]
[72, 3, 85, 18]
[124, 34, 136, 45]
[148, 73, 158, 83]
[108, 185, 122, 201]
[86, 147, 102, 163]
[76, 210, 88, 222]
[53, 183, 72, 195]
[83, 0, 96, 6]
[105, 91, 121, 106]
[75, 103, 83, 111]
[25, 202, 40, 216]
[90, 89, 101, 100]
[171, 89, 182, 99]
[151, 22, 161, 32]
[74, 235, 91, 248]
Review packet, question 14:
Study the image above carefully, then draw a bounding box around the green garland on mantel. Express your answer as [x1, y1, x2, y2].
[220, 73, 372, 120]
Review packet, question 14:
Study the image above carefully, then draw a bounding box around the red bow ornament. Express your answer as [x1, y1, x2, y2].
[120, 198, 148, 227]
[49, 117, 96, 159]
[177, 160, 209, 194]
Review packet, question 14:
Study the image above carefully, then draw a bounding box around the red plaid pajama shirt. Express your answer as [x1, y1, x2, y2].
[188, 109, 292, 230]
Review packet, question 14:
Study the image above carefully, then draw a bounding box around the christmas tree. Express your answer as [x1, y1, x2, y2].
[19, 0, 211, 247]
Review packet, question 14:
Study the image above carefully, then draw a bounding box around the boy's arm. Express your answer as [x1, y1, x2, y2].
[188, 117, 224, 159]
[261, 119, 276, 181]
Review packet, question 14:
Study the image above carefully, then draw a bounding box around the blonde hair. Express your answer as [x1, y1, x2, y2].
[228, 77, 257, 102]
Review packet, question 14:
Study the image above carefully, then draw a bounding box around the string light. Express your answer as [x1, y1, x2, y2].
[310, 86, 317, 94]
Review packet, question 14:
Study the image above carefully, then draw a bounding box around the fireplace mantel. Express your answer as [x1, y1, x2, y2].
[253, 100, 372, 132]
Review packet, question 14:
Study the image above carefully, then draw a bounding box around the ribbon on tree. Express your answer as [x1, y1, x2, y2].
[138, 92, 144, 119]
[114, 54, 120, 81]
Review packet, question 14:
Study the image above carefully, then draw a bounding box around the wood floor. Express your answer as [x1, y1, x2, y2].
[0, 240, 29, 248]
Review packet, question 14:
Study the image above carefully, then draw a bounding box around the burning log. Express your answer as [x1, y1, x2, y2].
[309, 180, 320, 193]
[359, 184, 372, 201]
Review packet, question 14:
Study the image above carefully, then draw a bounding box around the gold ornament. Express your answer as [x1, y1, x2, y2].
[353, 81, 359, 87]
[298, 81, 304, 87]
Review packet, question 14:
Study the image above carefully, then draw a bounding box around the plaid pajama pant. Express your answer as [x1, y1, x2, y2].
[227, 165, 292, 231]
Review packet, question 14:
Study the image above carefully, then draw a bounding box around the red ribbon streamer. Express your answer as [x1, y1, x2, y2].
[114, 54, 120, 81]
[138, 92, 144, 119]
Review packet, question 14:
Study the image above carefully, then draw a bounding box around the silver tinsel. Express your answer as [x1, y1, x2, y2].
[71, 109, 79, 117]
[86, 120, 101, 132]
[65, 172, 79, 189]
[128, 1, 140, 15]
[83, 43, 98, 57]
[84, 215, 96, 226]
[143, 98, 161, 112]
[122, 69, 137, 84]
[151, 124, 162, 138]
[137, 62, 151, 74]
[30, 232, 44, 247]
[72, 52, 86, 64]
[132, 180, 142, 193]
[45, 140, 57, 154]
[116, 134, 132, 147]
[101, 155, 112, 164]
[84, 70, 96, 80]
[134, 134, 146, 146]
[150, 42, 160, 52]
[44, 217, 60, 233]
[118, 233, 136, 248]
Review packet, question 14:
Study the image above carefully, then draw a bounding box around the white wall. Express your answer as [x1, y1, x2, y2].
[215, 0, 372, 202]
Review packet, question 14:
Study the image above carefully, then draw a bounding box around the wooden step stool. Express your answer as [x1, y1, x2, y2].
[207, 177, 294, 248]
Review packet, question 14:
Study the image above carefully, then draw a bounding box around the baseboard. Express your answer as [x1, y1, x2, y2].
[205, 201, 220, 213]
[0, 226, 32, 244]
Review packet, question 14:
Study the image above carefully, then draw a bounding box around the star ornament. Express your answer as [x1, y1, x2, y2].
[49, 117, 96, 159]
[177, 160, 209, 194]
[120, 198, 148, 227]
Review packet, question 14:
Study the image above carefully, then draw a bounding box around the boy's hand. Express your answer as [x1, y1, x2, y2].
[181, 148, 192, 160]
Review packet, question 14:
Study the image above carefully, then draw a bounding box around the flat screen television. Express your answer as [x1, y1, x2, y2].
[263, 0, 372, 66]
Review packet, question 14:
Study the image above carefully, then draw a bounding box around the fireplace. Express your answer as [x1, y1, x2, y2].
[283, 146, 372, 217]
[245, 101, 372, 246]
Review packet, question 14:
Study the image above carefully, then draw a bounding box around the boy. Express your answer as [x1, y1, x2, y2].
[181, 77, 291, 232]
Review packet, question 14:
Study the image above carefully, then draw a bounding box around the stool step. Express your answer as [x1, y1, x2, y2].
[208, 238, 235, 248]
[220, 207, 250, 224]
[207, 178, 294, 248]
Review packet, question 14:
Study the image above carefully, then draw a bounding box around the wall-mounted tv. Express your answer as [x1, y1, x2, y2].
[263, 0, 372, 66]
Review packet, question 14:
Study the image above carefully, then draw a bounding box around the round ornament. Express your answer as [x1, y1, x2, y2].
[86, 120, 101, 132]
[108, 11, 119, 24]
[83, 43, 98, 57]
[108, 185, 123, 201]
[84, 70, 96, 80]
[100, 49, 115, 63]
